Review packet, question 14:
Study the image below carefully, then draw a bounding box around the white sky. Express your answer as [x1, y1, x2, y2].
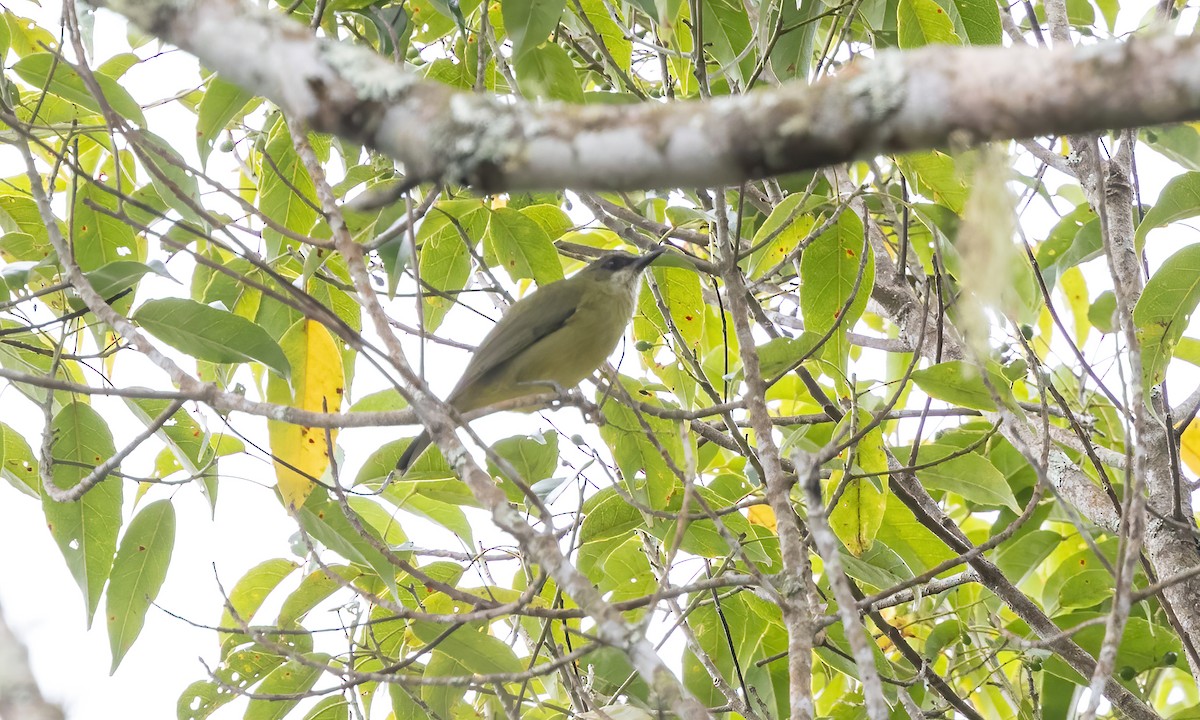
[1, 0, 1198, 719]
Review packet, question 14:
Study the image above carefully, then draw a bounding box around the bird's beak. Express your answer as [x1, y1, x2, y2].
[634, 247, 666, 271]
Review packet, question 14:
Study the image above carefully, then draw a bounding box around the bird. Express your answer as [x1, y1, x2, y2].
[394, 247, 665, 474]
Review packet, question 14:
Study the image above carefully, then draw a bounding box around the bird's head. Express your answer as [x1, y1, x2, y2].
[577, 248, 665, 291]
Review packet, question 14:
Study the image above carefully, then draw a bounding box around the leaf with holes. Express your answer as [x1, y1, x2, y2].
[43, 402, 121, 626]
[107, 500, 175, 672]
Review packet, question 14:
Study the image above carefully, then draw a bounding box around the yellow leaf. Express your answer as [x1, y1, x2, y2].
[1181, 420, 1200, 476]
[1059, 266, 1090, 348]
[267, 320, 344, 510]
[748, 504, 777, 533]
[1029, 304, 1053, 360]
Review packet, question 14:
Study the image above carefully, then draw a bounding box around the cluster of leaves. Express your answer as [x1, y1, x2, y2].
[1, 0, 1200, 719]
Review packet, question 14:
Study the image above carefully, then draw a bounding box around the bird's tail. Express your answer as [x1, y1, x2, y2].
[395, 431, 432, 473]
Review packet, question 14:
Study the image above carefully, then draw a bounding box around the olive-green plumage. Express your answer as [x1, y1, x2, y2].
[396, 248, 663, 473]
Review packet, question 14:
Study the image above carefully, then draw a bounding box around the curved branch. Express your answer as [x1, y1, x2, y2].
[87, 0, 1200, 192]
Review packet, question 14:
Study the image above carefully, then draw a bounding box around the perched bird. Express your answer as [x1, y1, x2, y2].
[395, 247, 665, 473]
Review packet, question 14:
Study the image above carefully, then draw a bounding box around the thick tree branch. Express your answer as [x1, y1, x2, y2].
[87, 0, 1200, 192]
[0, 601, 63, 720]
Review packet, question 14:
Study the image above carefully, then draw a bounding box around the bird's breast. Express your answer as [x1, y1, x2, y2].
[509, 283, 638, 387]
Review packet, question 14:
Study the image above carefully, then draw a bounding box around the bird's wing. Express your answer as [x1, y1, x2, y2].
[448, 280, 581, 402]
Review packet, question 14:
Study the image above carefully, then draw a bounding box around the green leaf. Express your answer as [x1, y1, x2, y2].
[13, 52, 146, 125]
[650, 485, 768, 562]
[176, 647, 291, 719]
[0, 321, 87, 409]
[758, 333, 823, 379]
[1058, 569, 1113, 609]
[1142, 125, 1200, 172]
[389, 683, 429, 720]
[874, 492, 956, 570]
[296, 489, 401, 598]
[134, 298, 291, 376]
[992, 529, 1060, 585]
[72, 181, 141, 272]
[1089, 290, 1117, 334]
[745, 193, 815, 279]
[43, 402, 122, 626]
[488, 431, 559, 484]
[277, 565, 362, 627]
[685, 592, 788, 717]
[422, 652, 470, 718]
[0, 196, 54, 259]
[176, 680, 224, 720]
[843, 544, 912, 591]
[196, 75, 254, 166]
[827, 421, 889, 556]
[800, 211, 874, 373]
[597, 378, 688, 510]
[410, 623, 524, 674]
[1133, 244, 1200, 388]
[914, 443, 1020, 511]
[138, 131, 206, 225]
[1175, 337, 1200, 368]
[503, 0, 566, 58]
[769, 0, 821, 80]
[911, 359, 1012, 411]
[701, 0, 754, 86]
[636, 265, 705, 350]
[348, 388, 408, 412]
[1093, 0, 1118, 30]
[923, 619, 964, 659]
[0, 421, 37, 497]
[421, 57, 474, 89]
[107, 499, 175, 672]
[82, 260, 175, 301]
[801, 211, 873, 334]
[218, 558, 301, 656]
[1064, 0, 1094, 27]
[484, 207, 564, 285]
[513, 43, 584, 101]
[302, 696, 350, 720]
[244, 654, 329, 720]
[418, 200, 488, 332]
[899, 152, 968, 213]
[384, 478, 478, 545]
[897, 0, 962, 47]
[259, 122, 321, 257]
[0, 13, 10, 59]
[951, 0, 1001, 44]
[519, 203, 574, 240]
[1135, 172, 1200, 250]
[1047, 614, 1182, 682]
[126, 398, 209, 475]
[1039, 219, 1103, 292]
[575, 0, 632, 72]
[578, 491, 658, 604]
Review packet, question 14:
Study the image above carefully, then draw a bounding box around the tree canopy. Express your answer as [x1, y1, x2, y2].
[1, 0, 1200, 719]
